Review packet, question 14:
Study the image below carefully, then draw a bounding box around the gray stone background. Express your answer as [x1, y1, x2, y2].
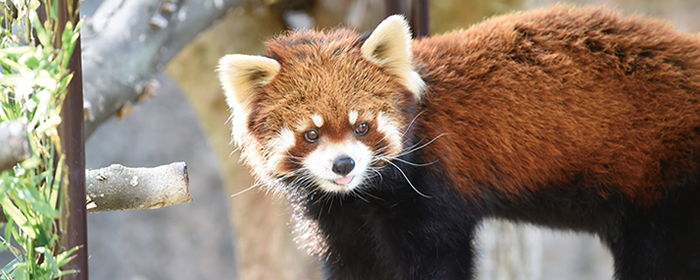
[84, 73, 238, 280]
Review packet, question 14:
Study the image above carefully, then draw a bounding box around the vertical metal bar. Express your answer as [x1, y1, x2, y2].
[384, 0, 402, 17]
[410, 0, 429, 37]
[56, 0, 88, 279]
[385, 0, 429, 38]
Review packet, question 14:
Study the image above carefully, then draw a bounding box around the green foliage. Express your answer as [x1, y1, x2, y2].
[0, 0, 82, 279]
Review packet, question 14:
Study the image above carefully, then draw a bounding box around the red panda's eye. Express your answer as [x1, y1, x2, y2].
[355, 122, 369, 136]
[304, 129, 319, 143]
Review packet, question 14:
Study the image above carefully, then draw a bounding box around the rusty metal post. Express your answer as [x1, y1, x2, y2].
[410, 0, 429, 37]
[56, 0, 88, 279]
[385, 0, 402, 16]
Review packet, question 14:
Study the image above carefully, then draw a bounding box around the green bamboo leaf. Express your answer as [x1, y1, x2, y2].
[55, 246, 78, 268]
[1, 46, 33, 55]
[48, 156, 64, 209]
[0, 58, 25, 73]
[13, 262, 28, 280]
[23, 55, 40, 69]
[60, 21, 73, 50]
[29, 14, 49, 50]
[57, 73, 73, 92]
[22, 187, 59, 219]
[19, 157, 41, 170]
[48, 1, 58, 21]
[35, 70, 57, 92]
[3, 218, 14, 251]
[0, 74, 32, 85]
[0, 196, 36, 239]
[34, 115, 61, 135]
[60, 21, 82, 69]
[71, 21, 82, 42]
[1, 195, 26, 226]
[38, 247, 61, 276]
[27, 0, 41, 11]
[23, 238, 34, 276]
[57, 269, 78, 278]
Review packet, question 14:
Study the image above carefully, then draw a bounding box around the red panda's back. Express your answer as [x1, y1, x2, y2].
[411, 6, 700, 205]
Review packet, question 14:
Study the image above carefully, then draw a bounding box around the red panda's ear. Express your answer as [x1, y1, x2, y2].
[217, 54, 281, 111]
[361, 15, 426, 100]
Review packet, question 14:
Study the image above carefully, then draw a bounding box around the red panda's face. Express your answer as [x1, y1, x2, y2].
[218, 15, 425, 195]
[263, 107, 404, 193]
[250, 51, 409, 193]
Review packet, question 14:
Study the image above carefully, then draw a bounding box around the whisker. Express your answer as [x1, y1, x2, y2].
[230, 182, 261, 197]
[353, 191, 370, 203]
[354, 187, 384, 201]
[367, 166, 384, 182]
[372, 110, 425, 148]
[228, 146, 241, 156]
[388, 157, 439, 167]
[383, 160, 431, 198]
[373, 131, 397, 148]
[397, 133, 451, 157]
[400, 109, 426, 139]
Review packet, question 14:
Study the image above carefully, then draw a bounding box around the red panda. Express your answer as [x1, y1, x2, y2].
[217, 5, 700, 280]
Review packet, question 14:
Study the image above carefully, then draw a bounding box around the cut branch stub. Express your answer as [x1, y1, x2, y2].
[1, 161, 191, 222]
[85, 162, 192, 212]
[0, 120, 32, 173]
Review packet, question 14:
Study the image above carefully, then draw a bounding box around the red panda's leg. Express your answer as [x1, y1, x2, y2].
[605, 187, 700, 280]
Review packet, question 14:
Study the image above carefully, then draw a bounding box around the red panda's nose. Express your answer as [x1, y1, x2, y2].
[332, 156, 355, 176]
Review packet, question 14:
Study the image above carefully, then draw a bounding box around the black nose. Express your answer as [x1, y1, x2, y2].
[332, 157, 355, 176]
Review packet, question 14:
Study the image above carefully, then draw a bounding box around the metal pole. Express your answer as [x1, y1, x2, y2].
[410, 0, 429, 37]
[385, 0, 429, 37]
[56, 0, 88, 278]
[385, 0, 402, 16]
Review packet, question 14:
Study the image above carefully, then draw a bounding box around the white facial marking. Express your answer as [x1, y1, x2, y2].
[377, 112, 403, 155]
[266, 127, 296, 172]
[295, 119, 308, 132]
[348, 110, 359, 125]
[302, 140, 374, 193]
[311, 113, 324, 127]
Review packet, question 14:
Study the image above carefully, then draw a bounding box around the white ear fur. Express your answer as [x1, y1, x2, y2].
[361, 15, 426, 99]
[217, 54, 281, 110]
[217, 54, 281, 144]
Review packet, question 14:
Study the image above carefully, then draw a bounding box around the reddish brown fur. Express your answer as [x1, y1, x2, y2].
[220, 5, 700, 278]
[239, 6, 700, 206]
[412, 6, 700, 205]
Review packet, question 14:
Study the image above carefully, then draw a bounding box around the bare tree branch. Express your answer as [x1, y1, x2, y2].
[85, 162, 192, 212]
[0, 120, 31, 172]
[81, 0, 246, 138]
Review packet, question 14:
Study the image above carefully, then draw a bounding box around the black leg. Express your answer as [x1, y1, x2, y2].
[607, 188, 700, 280]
